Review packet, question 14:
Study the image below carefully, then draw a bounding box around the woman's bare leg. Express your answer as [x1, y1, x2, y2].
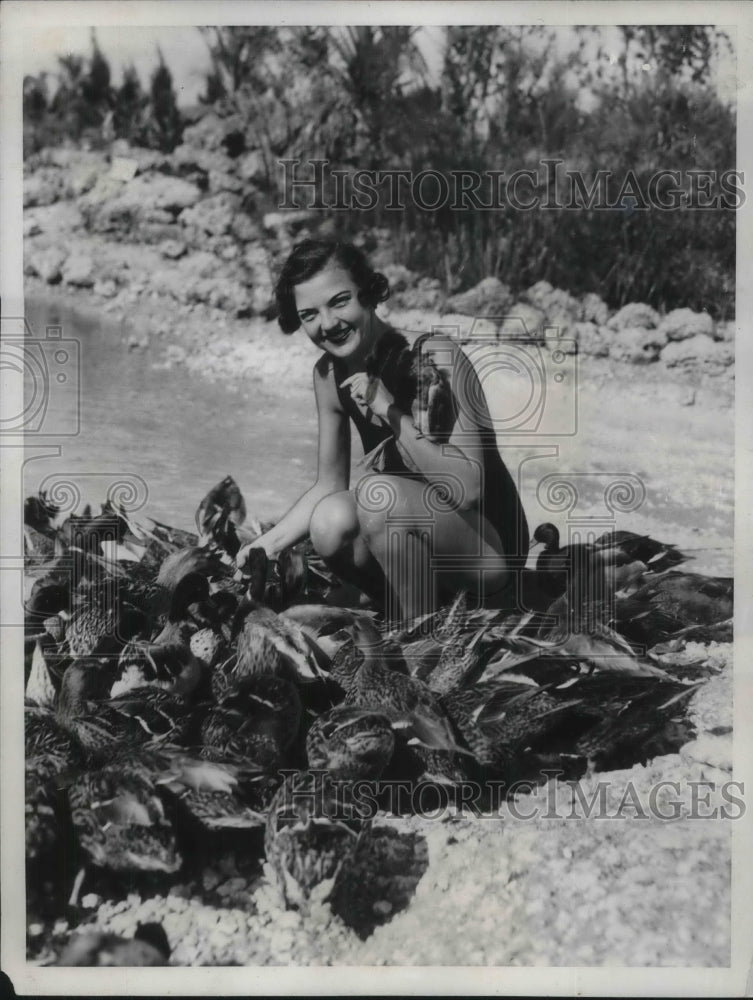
[309, 490, 389, 605]
[309, 478, 510, 621]
[354, 474, 510, 622]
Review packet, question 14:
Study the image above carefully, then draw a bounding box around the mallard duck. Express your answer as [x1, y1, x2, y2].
[330, 624, 471, 768]
[229, 599, 324, 687]
[25, 705, 81, 868]
[57, 660, 193, 764]
[202, 674, 302, 767]
[531, 523, 647, 599]
[56, 922, 170, 966]
[143, 744, 272, 838]
[67, 747, 183, 904]
[197, 475, 247, 536]
[594, 529, 689, 573]
[306, 706, 395, 780]
[616, 571, 733, 642]
[264, 769, 371, 911]
[535, 552, 672, 679]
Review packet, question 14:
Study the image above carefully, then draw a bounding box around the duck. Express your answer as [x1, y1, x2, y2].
[196, 475, 247, 539]
[57, 660, 194, 765]
[531, 522, 651, 599]
[614, 571, 733, 644]
[594, 529, 689, 574]
[534, 550, 673, 679]
[112, 575, 214, 698]
[201, 674, 303, 768]
[25, 705, 82, 869]
[228, 598, 324, 688]
[264, 769, 372, 911]
[329, 622, 472, 783]
[66, 579, 147, 659]
[144, 743, 273, 838]
[306, 706, 395, 781]
[56, 921, 170, 966]
[66, 746, 185, 904]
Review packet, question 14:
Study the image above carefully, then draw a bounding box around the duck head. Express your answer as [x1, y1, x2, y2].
[532, 523, 560, 551]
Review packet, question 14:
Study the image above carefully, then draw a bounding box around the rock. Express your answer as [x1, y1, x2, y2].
[24, 216, 42, 238]
[525, 282, 582, 322]
[208, 169, 244, 195]
[544, 320, 578, 354]
[159, 239, 187, 260]
[31, 201, 85, 236]
[608, 302, 660, 331]
[62, 253, 95, 287]
[609, 326, 667, 363]
[25, 246, 66, 284]
[24, 170, 63, 208]
[381, 264, 417, 293]
[81, 175, 202, 234]
[661, 335, 733, 371]
[581, 292, 609, 326]
[396, 276, 444, 310]
[497, 302, 546, 341]
[109, 157, 139, 183]
[231, 213, 262, 243]
[681, 733, 732, 772]
[574, 321, 610, 357]
[435, 313, 497, 339]
[181, 110, 246, 155]
[237, 150, 267, 185]
[262, 210, 312, 235]
[658, 307, 715, 342]
[93, 279, 118, 298]
[180, 193, 242, 236]
[188, 276, 254, 316]
[445, 276, 512, 317]
[715, 320, 735, 343]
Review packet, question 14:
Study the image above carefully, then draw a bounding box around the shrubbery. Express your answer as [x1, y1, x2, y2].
[23, 25, 736, 318]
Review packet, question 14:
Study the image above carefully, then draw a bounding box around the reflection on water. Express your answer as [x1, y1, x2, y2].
[23, 297, 318, 528]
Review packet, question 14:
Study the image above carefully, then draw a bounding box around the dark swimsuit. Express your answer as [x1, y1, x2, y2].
[323, 327, 530, 562]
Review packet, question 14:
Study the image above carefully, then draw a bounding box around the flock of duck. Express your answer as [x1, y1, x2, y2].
[23, 477, 733, 964]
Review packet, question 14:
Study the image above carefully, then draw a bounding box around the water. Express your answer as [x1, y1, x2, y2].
[23, 297, 319, 529]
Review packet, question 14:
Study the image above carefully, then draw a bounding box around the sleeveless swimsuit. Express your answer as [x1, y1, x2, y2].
[325, 327, 530, 561]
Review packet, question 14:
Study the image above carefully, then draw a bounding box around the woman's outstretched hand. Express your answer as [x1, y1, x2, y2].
[340, 372, 394, 421]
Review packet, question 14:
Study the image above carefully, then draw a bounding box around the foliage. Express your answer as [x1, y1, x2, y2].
[23, 25, 735, 317]
[23, 32, 183, 154]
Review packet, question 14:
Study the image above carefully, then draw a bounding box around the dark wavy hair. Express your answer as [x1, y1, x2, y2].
[275, 239, 390, 334]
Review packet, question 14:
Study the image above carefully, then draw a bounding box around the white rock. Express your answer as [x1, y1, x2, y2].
[658, 307, 715, 341]
[62, 253, 95, 287]
[608, 302, 660, 331]
[609, 325, 667, 363]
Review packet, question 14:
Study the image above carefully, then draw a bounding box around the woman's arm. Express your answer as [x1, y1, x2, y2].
[344, 343, 485, 511]
[241, 362, 351, 560]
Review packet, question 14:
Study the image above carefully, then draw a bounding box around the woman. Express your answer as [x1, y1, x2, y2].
[238, 239, 529, 622]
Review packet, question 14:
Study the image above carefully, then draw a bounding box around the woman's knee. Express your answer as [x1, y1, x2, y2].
[353, 474, 406, 541]
[309, 491, 359, 558]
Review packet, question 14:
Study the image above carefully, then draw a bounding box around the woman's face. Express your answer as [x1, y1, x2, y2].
[293, 263, 378, 362]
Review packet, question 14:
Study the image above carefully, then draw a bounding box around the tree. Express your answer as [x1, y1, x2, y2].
[144, 48, 183, 151]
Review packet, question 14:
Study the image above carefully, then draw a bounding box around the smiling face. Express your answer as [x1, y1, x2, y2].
[293, 264, 381, 366]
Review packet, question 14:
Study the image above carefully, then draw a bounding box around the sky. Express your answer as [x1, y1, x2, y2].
[21, 23, 736, 108]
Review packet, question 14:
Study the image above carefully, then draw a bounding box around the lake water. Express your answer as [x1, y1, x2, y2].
[23, 297, 319, 529]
